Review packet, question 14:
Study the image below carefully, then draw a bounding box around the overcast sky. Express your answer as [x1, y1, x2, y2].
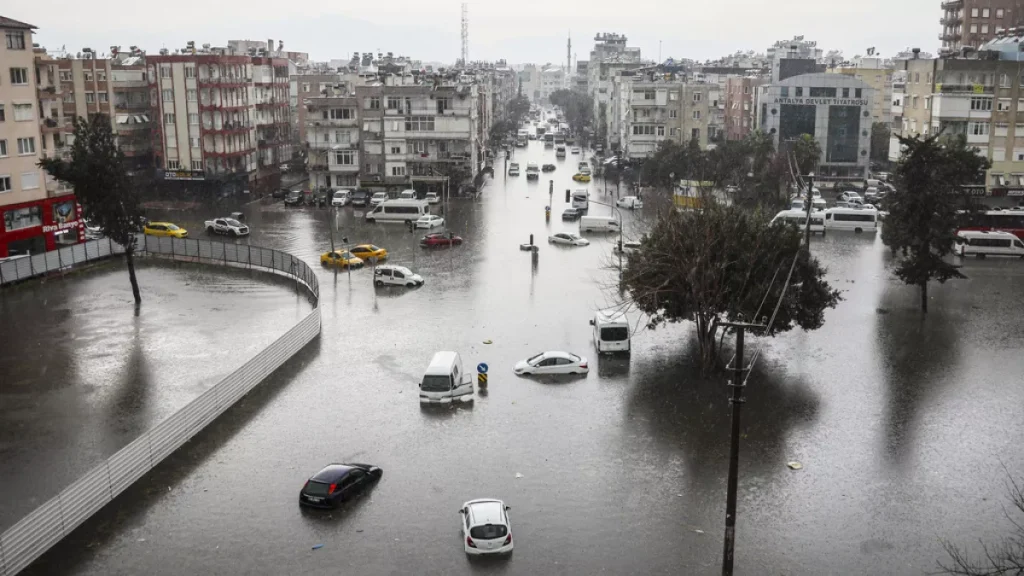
[14, 0, 940, 65]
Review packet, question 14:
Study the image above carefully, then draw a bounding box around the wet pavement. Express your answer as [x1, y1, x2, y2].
[19, 139, 1024, 575]
[0, 260, 312, 532]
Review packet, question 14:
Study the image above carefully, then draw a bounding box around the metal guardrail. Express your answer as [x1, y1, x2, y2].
[0, 235, 320, 575]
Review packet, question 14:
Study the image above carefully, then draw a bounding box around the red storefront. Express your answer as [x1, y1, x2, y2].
[0, 196, 84, 258]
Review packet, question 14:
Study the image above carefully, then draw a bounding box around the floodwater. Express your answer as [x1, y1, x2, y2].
[0, 260, 312, 532]
[20, 139, 1024, 575]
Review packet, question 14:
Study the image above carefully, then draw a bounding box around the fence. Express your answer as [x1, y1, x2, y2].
[0, 235, 321, 576]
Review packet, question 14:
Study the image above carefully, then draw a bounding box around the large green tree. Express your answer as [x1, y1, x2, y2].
[791, 133, 822, 175]
[621, 204, 841, 371]
[548, 89, 594, 140]
[40, 114, 145, 305]
[881, 134, 990, 312]
[870, 122, 891, 164]
[507, 95, 530, 126]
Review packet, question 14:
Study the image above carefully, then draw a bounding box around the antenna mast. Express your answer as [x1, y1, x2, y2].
[460, 3, 469, 68]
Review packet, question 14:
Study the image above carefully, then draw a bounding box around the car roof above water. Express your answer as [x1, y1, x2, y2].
[312, 464, 355, 482]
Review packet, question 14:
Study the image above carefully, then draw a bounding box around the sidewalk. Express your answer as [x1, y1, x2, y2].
[0, 259, 311, 532]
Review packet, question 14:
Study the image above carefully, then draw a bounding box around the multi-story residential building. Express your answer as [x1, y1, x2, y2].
[294, 72, 344, 145]
[1, 16, 80, 257]
[767, 36, 823, 82]
[147, 49, 292, 195]
[518, 64, 539, 102]
[939, 0, 1015, 55]
[828, 57, 894, 125]
[588, 33, 645, 148]
[538, 65, 566, 104]
[757, 72, 873, 179]
[304, 90, 360, 191]
[725, 76, 767, 141]
[574, 61, 589, 92]
[111, 50, 152, 171]
[618, 76, 710, 160]
[891, 35, 1024, 199]
[355, 77, 482, 195]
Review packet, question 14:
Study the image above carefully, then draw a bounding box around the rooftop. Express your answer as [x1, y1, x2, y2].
[0, 15, 36, 30]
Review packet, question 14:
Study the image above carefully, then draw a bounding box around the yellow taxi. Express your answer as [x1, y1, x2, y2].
[572, 173, 592, 183]
[320, 250, 364, 269]
[349, 244, 388, 262]
[143, 222, 188, 238]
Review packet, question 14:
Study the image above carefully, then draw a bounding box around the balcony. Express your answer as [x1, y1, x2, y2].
[114, 79, 150, 89]
[310, 117, 358, 128]
[40, 117, 62, 133]
[940, 14, 962, 26]
[205, 122, 252, 134]
[936, 84, 993, 94]
[199, 101, 250, 111]
[967, 132, 989, 145]
[37, 85, 59, 99]
[115, 101, 151, 111]
[940, 0, 962, 8]
[198, 76, 251, 87]
[940, 30, 962, 41]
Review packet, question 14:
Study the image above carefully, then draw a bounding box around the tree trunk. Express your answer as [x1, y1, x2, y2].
[695, 314, 720, 373]
[919, 281, 928, 313]
[125, 247, 142, 305]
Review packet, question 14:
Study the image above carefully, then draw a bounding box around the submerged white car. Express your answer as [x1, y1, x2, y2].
[374, 265, 424, 287]
[415, 215, 445, 229]
[425, 192, 440, 205]
[370, 192, 389, 207]
[460, 499, 513, 556]
[513, 351, 589, 375]
[548, 233, 590, 246]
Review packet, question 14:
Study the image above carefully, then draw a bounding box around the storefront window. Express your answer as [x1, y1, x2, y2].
[52, 200, 76, 224]
[3, 206, 42, 232]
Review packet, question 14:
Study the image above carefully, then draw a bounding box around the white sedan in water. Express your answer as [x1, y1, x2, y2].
[548, 233, 590, 246]
[415, 215, 445, 229]
[514, 351, 589, 375]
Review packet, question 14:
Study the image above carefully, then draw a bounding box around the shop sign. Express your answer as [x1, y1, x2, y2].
[42, 220, 80, 233]
[163, 170, 206, 181]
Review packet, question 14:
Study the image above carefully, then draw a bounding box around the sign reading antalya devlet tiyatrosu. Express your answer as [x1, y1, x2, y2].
[773, 98, 869, 106]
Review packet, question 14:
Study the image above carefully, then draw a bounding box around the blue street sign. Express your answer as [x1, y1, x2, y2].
[477, 362, 489, 374]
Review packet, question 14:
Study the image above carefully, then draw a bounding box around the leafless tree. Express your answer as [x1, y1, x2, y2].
[937, 473, 1024, 576]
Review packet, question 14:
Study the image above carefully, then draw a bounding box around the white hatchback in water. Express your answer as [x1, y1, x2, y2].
[513, 351, 589, 375]
[460, 499, 513, 556]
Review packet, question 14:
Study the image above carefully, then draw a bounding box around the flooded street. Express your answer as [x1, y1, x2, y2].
[20, 141, 1024, 575]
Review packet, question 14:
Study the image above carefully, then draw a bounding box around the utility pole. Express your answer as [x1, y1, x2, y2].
[719, 320, 763, 576]
[803, 172, 815, 249]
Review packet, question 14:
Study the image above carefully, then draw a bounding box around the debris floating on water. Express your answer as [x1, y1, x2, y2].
[515, 472, 524, 479]
[787, 461, 803, 470]
[483, 339, 493, 344]
[311, 544, 324, 550]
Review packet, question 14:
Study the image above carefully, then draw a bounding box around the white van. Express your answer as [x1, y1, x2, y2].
[365, 199, 430, 223]
[590, 309, 630, 354]
[331, 189, 352, 206]
[580, 215, 621, 233]
[955, 230, 1024, 258]
[399, 189, 417, 199]
[771, 209, 825, 235]
[571, 190, 589, 212]
[419, 351, 474, 403]
[824, 207, 878, 233]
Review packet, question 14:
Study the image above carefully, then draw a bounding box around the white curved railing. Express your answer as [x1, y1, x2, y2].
[0, 235, 321, 576]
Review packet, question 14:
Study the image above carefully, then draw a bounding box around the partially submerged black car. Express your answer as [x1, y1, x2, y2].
[284, 190, 304, 206]
[542, 164, 556, 172]
[299, 463, 382, 509]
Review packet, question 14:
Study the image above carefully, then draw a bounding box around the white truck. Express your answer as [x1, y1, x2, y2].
[580, 215, 620, 233]
[205, 217, 249, 237]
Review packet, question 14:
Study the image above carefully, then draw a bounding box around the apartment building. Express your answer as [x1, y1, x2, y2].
[588, 33, 645, 148]
[891, 36, 1024, 198]
[147, 50, 292, 194]
[618, 77, 710, 160]
[294, 72, 344, 146]
[940, 0, 1015, 54]
[828, 57, 894, 125]
[304, 92, 360, 190]
[757, 73, 873, 179]
[724, 76, 767, 140]
[1, 16, 80, 257]
[111, 51, 152, 171]
[355, 78, 482, 194]
[538, 66, 566, 104]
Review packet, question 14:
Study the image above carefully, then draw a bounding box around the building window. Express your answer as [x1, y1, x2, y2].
[971, 7, 979, 16]
[166, 135, 177, 148]
[995, 122, 1009, 136]
[982, 8, 990, 17]
[184, 65, 196, 78]
[971, 96, 993, 110]
[780, 87, 789, 98]
[0, 175, 10, 192]
[795, 87, 803, 97]
[436, 97, 451, 114]
[5, 31, 26, 50]
[386, 97, 402, 110]
[692, 92, 702, 102]
[970, 121, 990, 136]
[669, 92, 678, 101]
[191, 160, 202, 170]
[326, 108, 353, 120]
[162, 89, 173, 102]
[17, 137, 35, 155]
[691, 128, 700, 140]
[84, 71, 93, 82]
[670, 109, 677, 118]
[632, 125, 656, 135]
[1000, 74, 1011, 88]
[855, 88, 863, 98]
[21, 172, 39, 190]
[59, 70, 71, 82]
[997, 8, 1005, 17]
[187, 89, 197, 101]
[164, 113, 175, 124]
[998, 99, 1012, 111]
[13, 103, 33, 122]
[9, 68, 28, 85]
[334, 150, 354, 165]
[971, 24, 978, 33]
[925, 97, 931, 110]
[160, 65, 171, 78]
[743, 86, 750, 94]
[982, 24, 990, 33]
[390, 145, 402, 154]
[189, 137, 200, 148]
[85, 92, 95, 103]
[188, 113, 199, 124]
[369, 97, 381, 110]
[404, 116, 435, 131]
[167, 160, 180, 169]
[669, 127, 678, 136]
[411, 141, 427, 154]
[98, 93, 108, 103]
[391, 165, 405, 176]
[0, 139, 6, 157]
[842, 88, 850, 98]
[302, 83, 311, 93]
[809, 87, 836, 97]
[657, 126, 665, 136]
[692, 110, 701, 120]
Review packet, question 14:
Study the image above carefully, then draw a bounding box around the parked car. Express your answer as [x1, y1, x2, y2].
[332, 189, 352, 206]
[613, 240, 642, 255]
[350, 189, 371, 208]
[460, 499, 514, 556]
[204, 217, 249, 237]
[415, 215, 445, 229]
[513, 351, 589, 375]
[320, 250, 364, 269]
[616, 196, 643, 209]
[370, 192, 389, 207]
[838, 191, 863, 203]
[284, 190, 304, 206]
[349, 244, 388, 261]
[298, 463, 383, 509]
[374, 264, 424, 287]
[420, 233, 464, 247]
[271, 188, 287, 199]
[549, 233, 590, 246]
[572, 173, 592, 183]
[577, 162, 591, 175]
[508, 162, 520, 176]
[561, 208, 582, 221]
[84, 220, 103, 240]
[526, 163, 540, 180]
[571, 146, 581, 154]
[542, 164, 556, 172]
[143, 222, 188, 238]
[426, 192, 440, 205]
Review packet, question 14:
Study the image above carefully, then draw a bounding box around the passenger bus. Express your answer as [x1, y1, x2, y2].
[956, 209, 1024, 239]
[543, 133, 554, 147]
[516, 129, 529, 147]
[535, 125, 547, 137]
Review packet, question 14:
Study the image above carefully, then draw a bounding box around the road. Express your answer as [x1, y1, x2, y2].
[21, 139, 1024, 575]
